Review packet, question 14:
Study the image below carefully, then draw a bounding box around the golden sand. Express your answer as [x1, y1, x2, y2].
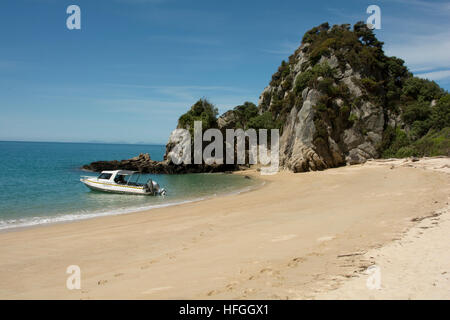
[0, 158, 448, 299]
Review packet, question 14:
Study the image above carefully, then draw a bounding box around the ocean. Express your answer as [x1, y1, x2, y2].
[0, 141, 258, 231]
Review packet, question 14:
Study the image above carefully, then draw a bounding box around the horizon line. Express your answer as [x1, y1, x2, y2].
[0, 139, 166, 146]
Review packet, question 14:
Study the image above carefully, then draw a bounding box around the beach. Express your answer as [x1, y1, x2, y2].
[0, 157, 449, 299]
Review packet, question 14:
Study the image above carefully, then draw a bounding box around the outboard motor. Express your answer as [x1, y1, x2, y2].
[145, 179, 166, 196]
[152, 181, 167, 195]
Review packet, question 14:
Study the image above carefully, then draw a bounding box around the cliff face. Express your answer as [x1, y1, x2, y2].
[255, 24, 390, 171]
[253, 25, 373, 171]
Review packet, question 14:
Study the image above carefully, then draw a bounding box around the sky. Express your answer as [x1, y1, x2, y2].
[0, 0, 449, 144]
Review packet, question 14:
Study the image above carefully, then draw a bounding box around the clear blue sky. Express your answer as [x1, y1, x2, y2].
[1, 0, 449, 144]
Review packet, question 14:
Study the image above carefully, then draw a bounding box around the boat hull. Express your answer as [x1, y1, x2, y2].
[81, 178, 151, 195]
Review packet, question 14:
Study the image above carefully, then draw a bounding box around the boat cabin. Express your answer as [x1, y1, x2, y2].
[97, 170, 146, 186]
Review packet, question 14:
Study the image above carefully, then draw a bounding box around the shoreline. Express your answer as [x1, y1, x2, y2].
[0, 172, 266, 234]
[0, 157, 448, 299]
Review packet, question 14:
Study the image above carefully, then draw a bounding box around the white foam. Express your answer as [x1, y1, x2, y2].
[0, 198, 203, 231]
[0, 180, 264, 231]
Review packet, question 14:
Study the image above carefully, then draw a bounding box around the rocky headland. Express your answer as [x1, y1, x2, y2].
[83, 22, 449, 173]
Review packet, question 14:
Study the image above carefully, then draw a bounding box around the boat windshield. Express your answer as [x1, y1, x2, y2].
[98, 173, 112, 180]
[125, 173, 144, 186]
[114, 174, 128, 184]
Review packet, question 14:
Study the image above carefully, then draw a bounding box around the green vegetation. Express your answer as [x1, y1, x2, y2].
[178, 98, 219, 136]
[381, 127, 450, 158]
[294, 62, 336, 94]
[381, 93, 450, 157]
[231, 102, 280, 136]
[348, 113, 358, 123]
[231, 102, 259, 130]
[270, 60, 291, 87]
[412, 128, 450, 156]
[402, 77, 444, 102]
[431, 94, 450, 130]
[177, 99, 278, 134]
[302, 22, 383, 71]
[380, 127, 411, 158]
[247, 112, 278, 130]
[294, 69, 314, 94]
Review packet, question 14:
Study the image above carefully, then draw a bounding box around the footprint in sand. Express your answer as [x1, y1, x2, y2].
[242, 288, 256, 295]
[287, 257, 307, 267]
[207, 290, 218, 296]
[226, 281, 239, 291]
[260, 267, 273, 274]
[141, 260, 158, 269]
[97, 280, 108, 285]
[114, 273, 124, 277]
[260, 268, 281, 277]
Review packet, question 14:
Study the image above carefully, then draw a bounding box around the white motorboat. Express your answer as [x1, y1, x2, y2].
[81, 170, 166, 196]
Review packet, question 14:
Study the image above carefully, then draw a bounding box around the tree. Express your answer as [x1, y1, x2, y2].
[178, 98, 218, 136]
[402, 77, 444, 102]
[431, 94, 450, 130]
[233, 102, 258, 130]
[353, 21, 383, 48]
[248, 112, 277, 130]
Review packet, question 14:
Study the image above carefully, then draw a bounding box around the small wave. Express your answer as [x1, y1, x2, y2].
[0, 198, 204, 231]
[0, 180, 264, 231]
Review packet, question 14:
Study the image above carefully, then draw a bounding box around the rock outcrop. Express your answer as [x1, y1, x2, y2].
[253, 23, 393, 171]
[82, 153, 238, 174]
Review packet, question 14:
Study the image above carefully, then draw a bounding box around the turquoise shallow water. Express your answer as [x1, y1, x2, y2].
[0, 141, 258, 230]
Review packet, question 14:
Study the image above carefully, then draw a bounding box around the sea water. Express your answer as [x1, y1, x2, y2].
[0, 141, 258, 230]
